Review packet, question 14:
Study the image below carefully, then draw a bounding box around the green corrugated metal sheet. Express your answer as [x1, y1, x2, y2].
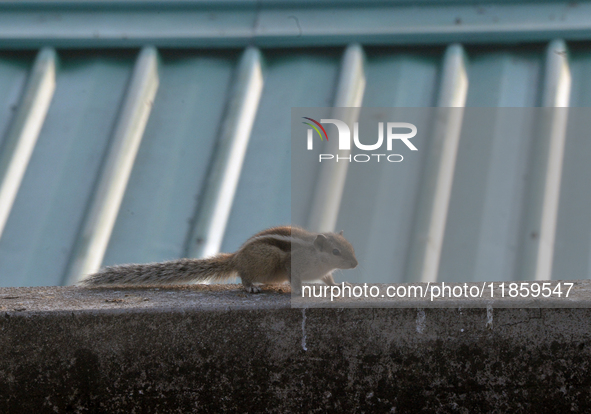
[554, 47, 591, 279]
[0, 53, 32, 154]
[0, 52, 132, 286]
[1, 1, 591, 287]
[223, 49, 341, 252]
[103, 50, 237, 266]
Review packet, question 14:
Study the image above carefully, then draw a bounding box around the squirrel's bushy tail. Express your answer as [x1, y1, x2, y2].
[79, 254, 236, 286]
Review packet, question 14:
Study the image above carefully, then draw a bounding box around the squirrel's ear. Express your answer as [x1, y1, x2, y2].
[339, 230, 344, 236]
[314, 234, 328, 251]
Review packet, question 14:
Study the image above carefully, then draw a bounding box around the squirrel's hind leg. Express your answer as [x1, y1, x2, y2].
[287, 262, 302, 295]
[243, 283, 261, 294]
[239, 273, 261, 293]
[283, 255, 302, 296]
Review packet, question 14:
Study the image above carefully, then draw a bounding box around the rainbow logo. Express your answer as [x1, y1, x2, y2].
[302, 117, 328, 141]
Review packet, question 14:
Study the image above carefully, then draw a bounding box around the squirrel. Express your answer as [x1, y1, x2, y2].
[80, 225, 358, 293]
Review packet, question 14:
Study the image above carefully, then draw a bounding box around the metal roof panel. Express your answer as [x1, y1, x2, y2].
[103, 51, 237, 266]
[0, 52, 132, 286]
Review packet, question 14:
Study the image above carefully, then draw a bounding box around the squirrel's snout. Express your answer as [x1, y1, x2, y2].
[351, 258, 358, 268]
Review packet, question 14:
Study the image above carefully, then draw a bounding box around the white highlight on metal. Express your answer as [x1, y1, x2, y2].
[543, 40, 571, 109]
[65, 46, 160, 284]
[523, 39, 571, 281]
[416, 308, 426, 334]
[301, 308, 308, 351]
[307, 43, 366, 232]
[187, 47, 263, 259]
[408, 44, 468, 283]
[320, 118, 351, 151]
[0, 48, 56, 240]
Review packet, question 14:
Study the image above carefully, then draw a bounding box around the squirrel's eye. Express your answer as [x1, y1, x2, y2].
[332, 249, 341, 256]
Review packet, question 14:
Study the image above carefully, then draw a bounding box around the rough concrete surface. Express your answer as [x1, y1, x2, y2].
[0, 284, 590, 413]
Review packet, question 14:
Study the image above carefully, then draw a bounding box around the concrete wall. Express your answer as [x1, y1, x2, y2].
[0, 285, 590, 413]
